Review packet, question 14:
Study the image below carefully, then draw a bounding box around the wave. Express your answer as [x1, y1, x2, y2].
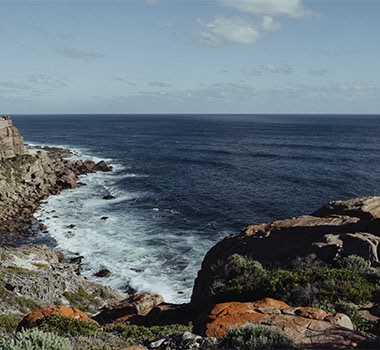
[31, 140, 214, 303]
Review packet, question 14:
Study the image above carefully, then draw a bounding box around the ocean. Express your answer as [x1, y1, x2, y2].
[12, 114, 380, 303]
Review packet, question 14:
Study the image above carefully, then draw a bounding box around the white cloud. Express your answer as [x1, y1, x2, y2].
[216, 0, 313, 18]
[198, 16, 261, 46]
[261, 16, 281, 32]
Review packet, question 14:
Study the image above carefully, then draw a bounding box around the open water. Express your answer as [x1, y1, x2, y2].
[13, 114, 380, 302]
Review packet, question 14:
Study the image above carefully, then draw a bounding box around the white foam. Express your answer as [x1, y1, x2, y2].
[32, 142, 218, 303]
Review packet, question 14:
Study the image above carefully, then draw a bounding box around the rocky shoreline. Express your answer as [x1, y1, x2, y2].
[2, 117, 380, 349]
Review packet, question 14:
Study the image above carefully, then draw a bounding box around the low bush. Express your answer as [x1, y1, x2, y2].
[211, 254, 375, 307]
[338, 255, 374, 275]
[105, 322, 192, 345]
[35, 314, 99, 337]
[0, 328, 72, 350]
[221, 323, 293, 349]
[0, 314, 21, 333]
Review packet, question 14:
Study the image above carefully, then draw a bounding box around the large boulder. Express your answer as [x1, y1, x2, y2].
[93, 293, 164, 325]
[192, 197, 380, 302]
[195, 298, 363, 348]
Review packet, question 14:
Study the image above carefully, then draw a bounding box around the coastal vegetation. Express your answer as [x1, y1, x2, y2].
[221, 324, 294, 350]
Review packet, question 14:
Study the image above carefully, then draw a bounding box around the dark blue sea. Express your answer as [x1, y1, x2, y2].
[12, 114, 380, 302]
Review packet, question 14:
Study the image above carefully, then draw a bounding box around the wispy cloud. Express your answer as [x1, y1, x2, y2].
[0, 74, 67, 96]
[32, 27, 75, 40]
[55, 48, 105, 61]
[28, 74, 67, 88]
[215, 0, 314, 18]
[148, 81, 172, 88]
[309, 69, 329, 77]
[113, 78, 137, 86]
[242, 64, 294, 76]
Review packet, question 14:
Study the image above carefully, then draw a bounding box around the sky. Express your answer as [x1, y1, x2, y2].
[0, 0, 380, 114]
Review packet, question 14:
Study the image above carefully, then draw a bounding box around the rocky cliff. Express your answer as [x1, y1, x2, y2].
[0, 116, 25, 160]
[192, 196, 380, 303]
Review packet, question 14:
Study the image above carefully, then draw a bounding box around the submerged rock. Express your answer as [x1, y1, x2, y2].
[94, 269, 112, 278]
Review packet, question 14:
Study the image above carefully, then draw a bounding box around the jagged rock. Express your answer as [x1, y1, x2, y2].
[194, 298, 363, 348]
[314, 197, 380, 220]
[0, 245, 123, 316]
[94, 161, 112, 172]
[0, 118, 113, 245]
[93, 293, 164, 325]
[17, 305, 95, 331]
[192, 197, 380, 302]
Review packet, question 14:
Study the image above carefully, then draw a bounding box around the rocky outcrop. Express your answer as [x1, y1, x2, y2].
[17, 305, 95, 331]
[0, 245, 123, 316]
[0, 147, 112, 246]
[192, 197, 380, 302]
[0, 116, 25, 160]
[93, 293, 164, 325]
[195, 298, 363, 348]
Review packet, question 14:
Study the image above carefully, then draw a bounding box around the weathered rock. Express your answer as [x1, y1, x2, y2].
[93, 293, 164, 325]
[314, 197, 380, 220]
[0, 245, 123, 316]
[17, 305, 94, 331]
[195, 298, 363, 348]
[0, 116, 25, 159]
[192, 197, 380, 302]
[94, 161, 112, 172]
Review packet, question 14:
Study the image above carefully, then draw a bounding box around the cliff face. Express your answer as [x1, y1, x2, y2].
[0, 116, 25, 160]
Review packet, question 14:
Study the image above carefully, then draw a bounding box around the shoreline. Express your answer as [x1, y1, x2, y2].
[0, 144, 113, 248]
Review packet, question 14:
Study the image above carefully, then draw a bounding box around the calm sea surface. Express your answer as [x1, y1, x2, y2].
[12, 114, 380, 302]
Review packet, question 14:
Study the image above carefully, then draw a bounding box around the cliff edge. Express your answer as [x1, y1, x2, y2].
[0, 116, 25, 160]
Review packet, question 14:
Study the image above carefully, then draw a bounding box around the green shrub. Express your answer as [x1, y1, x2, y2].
[210, 254, 374, 307]
[270, 267, 373, 306]
[338, 256, 374, 275]
[211, 254, 270, 301]
[105, 323, 192, 345]
[0, 314, 21, 333]
[221, 324, 293, 349]
[35, 314, 99, 337]
[0, 328, 72, 350]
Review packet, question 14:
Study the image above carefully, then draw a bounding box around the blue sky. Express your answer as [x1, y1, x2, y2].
[1, 0, 379, 114]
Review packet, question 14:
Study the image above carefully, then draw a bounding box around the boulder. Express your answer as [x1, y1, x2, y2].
[17, 305, 94, 331]
[93, 293, 164, 325]
[195, 298, 364, 348]
[94, 161, 112, 172]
